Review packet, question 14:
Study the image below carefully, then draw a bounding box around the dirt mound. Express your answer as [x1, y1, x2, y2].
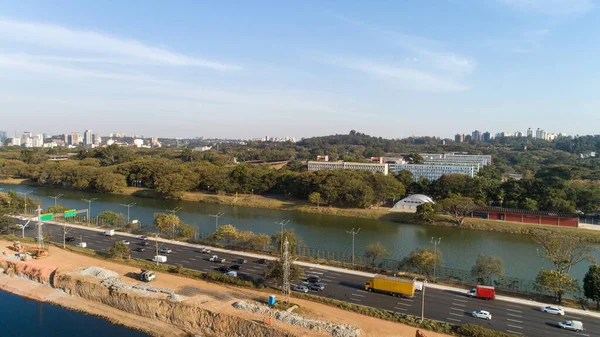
[53, 272, 296, 337]
[0, 257, 54, 284]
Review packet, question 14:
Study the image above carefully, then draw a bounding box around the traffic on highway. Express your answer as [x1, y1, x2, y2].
[12, 220, 600, 337]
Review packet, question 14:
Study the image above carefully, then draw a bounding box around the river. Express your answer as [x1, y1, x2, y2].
[0, 290, 149, 337]
[1, 183, 598, 281]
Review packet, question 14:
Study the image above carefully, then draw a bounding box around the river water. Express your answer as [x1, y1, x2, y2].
[0, 290, 149, 337]
[1, 183, 598, 281]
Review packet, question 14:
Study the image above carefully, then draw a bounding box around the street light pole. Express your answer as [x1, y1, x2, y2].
[421, 280, 428, 321]
[82, 198, 97, 224]
[275, 220, 290, 255]
[120, 203, 136, 224]
[431, 237, 442, 281]
[48, 194, 63, 210]
[166, 206, 182, 215]
[209, 212, 225, 231]
[346, 228, 361, 266]
[18, 191, 33, 215]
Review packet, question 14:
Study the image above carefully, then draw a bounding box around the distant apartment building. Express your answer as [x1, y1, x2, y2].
[454, 134, 465, 143]
[527, 128, 533, 138]
[83, 129, 93, 146]
[92, 134, 101, 145]
[69, 132, 81, 145]
[471, 130, 481, 141]
[308, 161, 389, 175]
[482, 132, 491, 142]
[0, 130, 7, 142]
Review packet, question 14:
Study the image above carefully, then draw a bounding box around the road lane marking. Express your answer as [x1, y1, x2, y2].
[399, 298, 413, 302]
[321, 278, 335, 282]
[506, 330, 522, 335]
[507, 325, 523, 329]
[574, 333, 589, 337]
[396, 302, 411, 307]
[182, 260, 190, 264]
[351, 293, 365, 297]
[450, 307, 463, 312]
[453, 298, 467, 303]
[329, 272, 342, 277]
[446, 317, 461, 322]
[507, 318, 523, 323]
[189, 257, 196, 261]
[452, 303, 465, 307]
[565, 316, 582, 320]
[349, 298, 361, 302]
[393, 307, 407, 311]
[449, 312, 462, 317]
[506, 304, 521, 308]
[506, 309, 522, 313]
[507, 313, 522, 318]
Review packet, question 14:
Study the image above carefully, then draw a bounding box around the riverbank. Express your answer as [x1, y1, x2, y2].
[0, 238, 453, 337]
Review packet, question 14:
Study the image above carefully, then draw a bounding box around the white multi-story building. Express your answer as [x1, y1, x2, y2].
[389, 162, 476, 182]
[308, 161, 389, 175]
[83, 129, 93, 146]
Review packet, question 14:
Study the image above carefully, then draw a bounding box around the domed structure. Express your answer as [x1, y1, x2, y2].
[390, 194, 434, 212]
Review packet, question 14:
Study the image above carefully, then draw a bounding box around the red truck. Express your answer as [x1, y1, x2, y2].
[466, 285, 495, 300]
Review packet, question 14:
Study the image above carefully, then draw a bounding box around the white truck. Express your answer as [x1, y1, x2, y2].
[209, 255, 225, 263]
[152, 255, 167, 263]
[104, 229, 115, 236]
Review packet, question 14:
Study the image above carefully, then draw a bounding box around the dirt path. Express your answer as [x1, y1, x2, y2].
[1, 239, 454, 337]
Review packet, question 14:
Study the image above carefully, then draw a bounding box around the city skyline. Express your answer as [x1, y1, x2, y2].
[1, 1, 600, 138]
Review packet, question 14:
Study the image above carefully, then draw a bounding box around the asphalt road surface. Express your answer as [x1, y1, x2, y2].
[12, 221, 600, 337]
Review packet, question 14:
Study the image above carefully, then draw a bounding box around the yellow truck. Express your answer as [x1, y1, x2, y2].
[365, 275, 416, 298]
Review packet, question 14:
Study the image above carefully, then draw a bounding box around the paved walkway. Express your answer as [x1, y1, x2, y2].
[25, 217, 600, 319]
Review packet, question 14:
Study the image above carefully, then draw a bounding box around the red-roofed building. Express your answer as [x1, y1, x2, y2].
[470, 207, 579, 227]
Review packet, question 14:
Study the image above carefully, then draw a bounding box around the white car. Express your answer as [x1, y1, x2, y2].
[541, 306, 565, 315]
[558, 320, 583, 332]
[471, 310, 492, 320]
[292, 285, 309, 293]
[200, 247, 211, 253]
[159, 247, 172, 254]
[139, 236, 148, 241]
[122, 240, 130, 245]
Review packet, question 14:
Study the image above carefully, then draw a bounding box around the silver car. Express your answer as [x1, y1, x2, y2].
[541, 306, 564, 315]
[292, 285, 309, 293]
[471, 310, 492, 320]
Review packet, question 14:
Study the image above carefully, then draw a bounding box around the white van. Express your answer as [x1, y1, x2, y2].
[152, 255, 167, 263]
[558, 320, 583, 332]
[104, 229, 115, 236]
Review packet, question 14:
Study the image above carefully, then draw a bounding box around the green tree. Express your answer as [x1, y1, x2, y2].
[395, 170, 414, 188]
[308, 192, 323, 208]
[210, 224, 240, 246]
[98, 211, 125, 227]
[583, 265, 600, 309]
[272, 229, 301, 256]
[533, 230, 596, 274]
[416, 202, 440, 223]
[535, 269, 579, 304]
[94, 172, 127, 193]
[364, 242, 389, 267]
[249, 233, 272, 251]
[47, 204, 67, 214]
[440, 194, 480, 226]
[402, 247, 444, 277]
[471, 254, 505, 285]
[153, 213, 182, 236]
[264, 256, 304, 288]
[109, 241, 131, 259]
[177, 223, 196, 239]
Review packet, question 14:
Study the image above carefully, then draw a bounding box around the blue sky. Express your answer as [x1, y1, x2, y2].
[1, 0, 599, 139]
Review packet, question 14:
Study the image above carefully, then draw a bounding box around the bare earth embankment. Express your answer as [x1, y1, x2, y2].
[0, 239, 452, 337]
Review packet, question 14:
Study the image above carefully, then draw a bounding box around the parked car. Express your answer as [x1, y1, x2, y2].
[230, 264, 242, 270]
[257, 259, 267, 264]
[135, 247, 146, 252]
[471, 310, 492, 320]
[541, 306, 565, 315]
[558, 320, 583, 332]
[65, 236, 76, 242]
[217, 266, 230, 272]
[122, 240, 130, 245]
[158, 247, 172, 254]
[237, 259, 247, 264]
[292, 285, 309, 293]
[309, 283, 325, 291]
[306, 276, 321, 284]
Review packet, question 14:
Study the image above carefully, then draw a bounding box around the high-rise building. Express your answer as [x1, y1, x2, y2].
[92, 134, 101, 145]
[83, 130, 93, 146]
[454, 134, 464, 143]
[482, 132, 491, 142]
[472, 130, 481, 141]
[0, 130, 7, 142]
[70, 132, 81, 145]
[527, 128, 533, 138]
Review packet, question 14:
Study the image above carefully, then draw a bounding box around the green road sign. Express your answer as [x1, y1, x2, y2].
[40, 213, 53, 221]
[64, 209, 77, 218]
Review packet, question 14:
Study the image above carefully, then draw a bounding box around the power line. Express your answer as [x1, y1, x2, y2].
[346, 228, 361, 266]
[275, 220, 290, 255]
[120, 203, 136, 224]
[209, 212, 225, 231]
[431, 237, 442, 281]
[282, 237, 291, 303]
[82, 198, 97, 224]
[48, 194, 63, 209]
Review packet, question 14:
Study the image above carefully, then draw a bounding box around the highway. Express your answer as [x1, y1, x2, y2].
[13, 220, 600, 337]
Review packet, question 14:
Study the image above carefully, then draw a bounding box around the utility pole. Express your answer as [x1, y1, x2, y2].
[62, 225, 73, 249]
[209, 212, 225, 231]
[346, 228, 360, 266]
[282, 237, 291, 303]
[166, 206, 182, 215]
[21, 219, 30, 238]
[82, 198, 97, 224]
[155, 234, 159, 266]
[431, 237, 442, 281]
[18, 191, 33, 215]
[120, 203, 136, 224]
[421, 280, 428, 322]
[172, 223, 176, 240]
[36, 206, 43, 250]
[48, 194, 63, 210]
[275, 220, 290, 255]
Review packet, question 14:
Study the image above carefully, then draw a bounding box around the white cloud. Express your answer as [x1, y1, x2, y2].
[498, 0, 595, 15]
[325, 56, 470, 93]
[335, 15, 476, 75]
[485, 28, 551, 53]
[0, 18, 241, 70]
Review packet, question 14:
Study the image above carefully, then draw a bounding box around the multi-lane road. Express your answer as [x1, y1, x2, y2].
[13, 220, 600, 337]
